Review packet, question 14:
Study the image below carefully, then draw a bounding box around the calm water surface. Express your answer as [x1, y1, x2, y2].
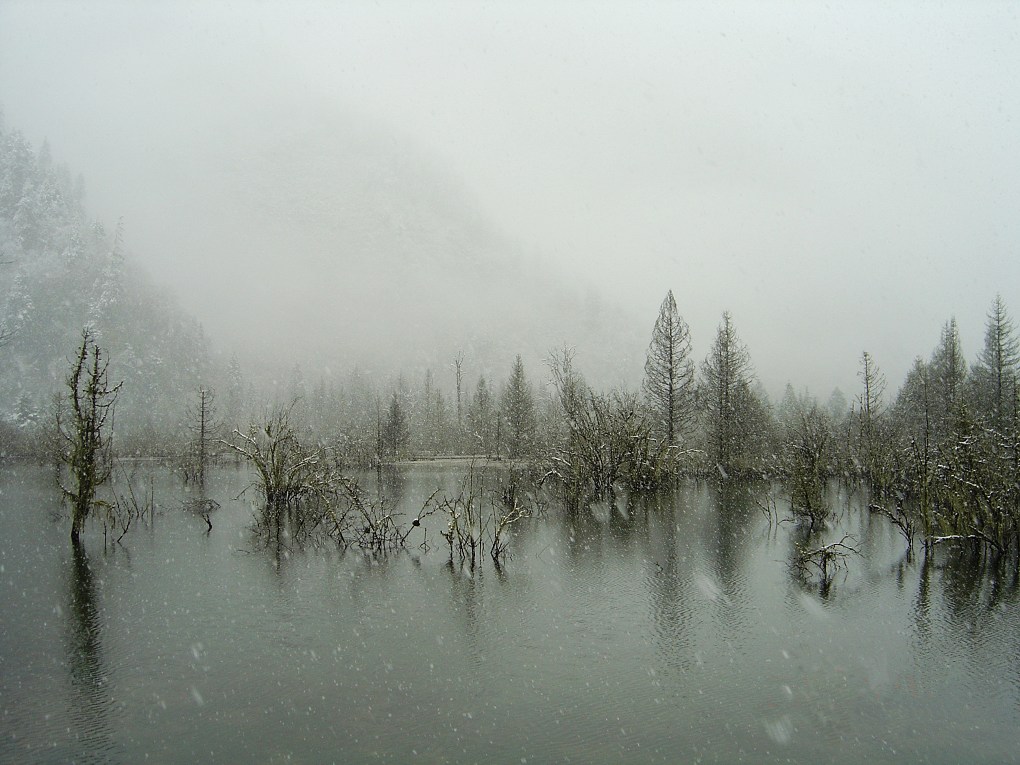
[1, 462, 1018, 763]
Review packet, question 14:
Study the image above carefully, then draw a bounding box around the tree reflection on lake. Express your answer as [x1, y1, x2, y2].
[1, 462, 1019, 763]
[65, 542, 120, 763]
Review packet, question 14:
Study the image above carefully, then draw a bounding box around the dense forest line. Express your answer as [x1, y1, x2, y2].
[2, 117, 1019, 567]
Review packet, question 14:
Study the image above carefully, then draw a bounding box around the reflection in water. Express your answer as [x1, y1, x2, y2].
[65, 542, 119, 763]
[912, 554, 933, 646]
[787, 521, 821, 593]
[911, 548, 1020, 717]
[707, 481, 755, 627]
[4, 464, 1020, 763]
[643, 491, 693, 672]
[443, 559, 485, 666]
[604, 489, 642, 542]
[374, 465, 408, 511]
[939, 549, 1020, 644]
[785, 511, 857, 600]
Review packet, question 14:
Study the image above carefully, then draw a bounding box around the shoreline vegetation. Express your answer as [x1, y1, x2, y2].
[2, 116, 1019, 579]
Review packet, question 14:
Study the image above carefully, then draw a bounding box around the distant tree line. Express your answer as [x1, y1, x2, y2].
[4, 111, 1020, 569]
[207, 288, 1020, 574]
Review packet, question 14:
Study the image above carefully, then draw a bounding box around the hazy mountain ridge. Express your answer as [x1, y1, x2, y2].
[0, 118, 210, 446]
[187, 105, 648, 387]
[0, 109, 646, 450]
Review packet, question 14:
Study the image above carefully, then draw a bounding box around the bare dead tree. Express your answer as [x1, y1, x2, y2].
[60, 328, 122, 544]
[869, 502, 915, 552]
[454, 350, 465, 429]
[792, 535, 860, 590]
[0, 253, 16, 348]
[185, 386, 218, 484]
[490, 487, 531, 563]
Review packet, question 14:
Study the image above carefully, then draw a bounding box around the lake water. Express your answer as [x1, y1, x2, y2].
[1, 462, 1018, 763]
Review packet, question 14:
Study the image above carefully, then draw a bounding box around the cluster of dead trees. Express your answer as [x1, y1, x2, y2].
[47, 287, 1020, 576]
[219, 403, 533, 562]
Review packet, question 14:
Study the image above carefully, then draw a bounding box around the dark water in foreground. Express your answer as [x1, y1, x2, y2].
[1, 462, 1018, 764]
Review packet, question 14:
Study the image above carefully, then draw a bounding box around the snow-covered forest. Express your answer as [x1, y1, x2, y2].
[0, 117, 210, 449]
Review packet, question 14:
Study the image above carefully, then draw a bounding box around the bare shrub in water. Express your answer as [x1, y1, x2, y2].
[436, 466, 532, 565]
[222, 402, 322, 509]
[547, 348, 679, 504]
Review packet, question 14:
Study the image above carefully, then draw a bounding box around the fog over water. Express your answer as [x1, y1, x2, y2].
[1, 1, 1018, 394]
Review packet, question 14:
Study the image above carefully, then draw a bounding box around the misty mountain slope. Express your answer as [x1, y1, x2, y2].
[0, 104, 650, 459]
[0, 122, 210, 445]
[161, 105, 648, 386]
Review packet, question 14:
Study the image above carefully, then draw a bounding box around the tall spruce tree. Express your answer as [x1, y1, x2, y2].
[501, 355, 536, 458]
[971, 294, 1019, 430]
[468, 375, 496, 456]
[643, 290, 695, 446]
[928, 317, 967, 440]
[931, 318, 966, 408]
[853, 351, 889, 486]
[699, 311, 753, 474]
[382, 391, 410, 457]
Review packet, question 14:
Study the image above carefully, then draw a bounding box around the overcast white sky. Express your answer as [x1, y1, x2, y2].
[1, 0, 1018, 397]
